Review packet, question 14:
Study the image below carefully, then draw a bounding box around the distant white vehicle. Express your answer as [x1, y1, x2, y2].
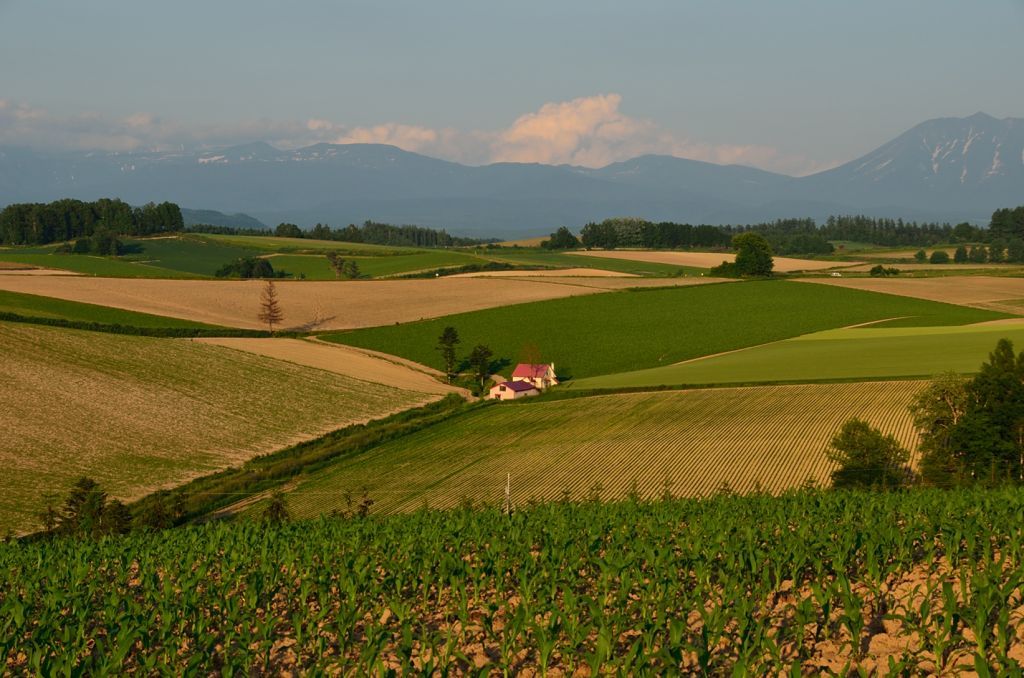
[830, 272, 843, 277]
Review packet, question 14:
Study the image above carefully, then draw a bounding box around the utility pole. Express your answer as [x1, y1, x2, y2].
[504, 473, 511, 516]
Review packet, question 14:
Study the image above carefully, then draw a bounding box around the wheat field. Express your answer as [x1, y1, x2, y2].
[0, 323, 434, 533]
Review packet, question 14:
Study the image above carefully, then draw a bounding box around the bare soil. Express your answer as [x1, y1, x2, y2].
[799, 275, 1024, 313]
[195, 337, 469, 397]
[0, 276, 725, 330]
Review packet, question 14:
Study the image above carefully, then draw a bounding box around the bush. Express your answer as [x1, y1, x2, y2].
[827, 418, 912, 489]
[215, 257, 282, 279]
[709, 261, 739, 277]
[929, 250, 950, 264]
[869, 265, 900, 277]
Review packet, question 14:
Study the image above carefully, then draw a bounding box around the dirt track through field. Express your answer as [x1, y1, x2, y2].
[195, 337, 468, 397]
[0, 276, 725, 330]
[798, 276, 1024, 314]
[570, 249, 859, 272]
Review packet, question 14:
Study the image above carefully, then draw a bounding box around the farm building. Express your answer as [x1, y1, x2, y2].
[489, 380, 541, 401]
[511, 363, 558, 389]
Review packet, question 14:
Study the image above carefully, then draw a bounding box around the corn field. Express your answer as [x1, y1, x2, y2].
[4, 489, 1024, 674]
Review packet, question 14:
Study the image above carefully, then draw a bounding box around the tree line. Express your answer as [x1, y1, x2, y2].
[543, 208, 1024, 254]
[0, 198, 184, 246]
[829, 338, 1024, 490]
[190, 220, 495, 248]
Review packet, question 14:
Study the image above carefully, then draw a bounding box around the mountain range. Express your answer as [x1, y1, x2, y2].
[1, 112, 1021, 237]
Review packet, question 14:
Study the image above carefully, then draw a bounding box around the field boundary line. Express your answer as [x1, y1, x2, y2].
[666, 315, 915, 367]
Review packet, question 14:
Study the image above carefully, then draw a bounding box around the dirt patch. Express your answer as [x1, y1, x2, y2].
[0, 276, 726, 330]
[195, 337, 469, 398]
[570, 249, 859, 272]
[0, 265, 81, 276]
[798, 276, 1024, 312]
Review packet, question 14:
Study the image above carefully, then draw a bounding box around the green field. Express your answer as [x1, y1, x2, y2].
[325, 280, 1007, 380]
[0, 251, 200, 278]
[0, 322, 432, 534]
[269, 381, 921, 519]
[267, 250, 489, 279]
[573, 322, 1024, 389]
[0, 289, 224, 329]
[486, 248, 702, 276]
[202, 233, 422, 255]
[119, 236, 259, 276]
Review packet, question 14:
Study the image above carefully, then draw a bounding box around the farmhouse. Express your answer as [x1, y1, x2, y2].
[511, 363, 558, 389]
[489, 380, 541, 401]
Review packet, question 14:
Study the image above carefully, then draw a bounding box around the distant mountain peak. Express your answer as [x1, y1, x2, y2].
[1, 112, 1021, 234]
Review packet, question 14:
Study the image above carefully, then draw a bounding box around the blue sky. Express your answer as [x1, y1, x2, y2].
[1, 0, 1022, 174]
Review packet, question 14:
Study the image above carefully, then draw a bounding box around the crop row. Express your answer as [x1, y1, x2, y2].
[277, 381, 924, 519]
[4, 489, 1024, 673]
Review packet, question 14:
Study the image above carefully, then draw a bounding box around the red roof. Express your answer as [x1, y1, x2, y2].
[498, 381, 538, 393]
[512, 363, 551, 378]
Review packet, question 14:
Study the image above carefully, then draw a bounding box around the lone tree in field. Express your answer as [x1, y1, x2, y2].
[437, 326, 460, 383]
[258, 280, 284, 333]
[827, 418, 912, 489]
[732, 232, 774, 277]
[468, 344, 494, 391]
[326, 252, 345, 278]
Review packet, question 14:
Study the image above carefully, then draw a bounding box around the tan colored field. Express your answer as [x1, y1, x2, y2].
[0, 275, 725, 330]
[0, 267, 81, 276]
[799, 275, 1024, 314]
[195, 337, 467, 397]
[842, 262, 1018, 272]
[570, 249, 858, 272]
[0, 323, 435, 534]
[274, 380, 923, 519]
[860, 247, 958, 260]
[451, 267, 635, 278]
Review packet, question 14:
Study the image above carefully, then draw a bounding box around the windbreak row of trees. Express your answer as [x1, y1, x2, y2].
[0, 199, 183, 246]
[566, 215, 972, 253]
[189, 220, 494, 247]
[579, 218, 733, 250]
[276, 221, 492, 248]
[549, 209, 1024, 253]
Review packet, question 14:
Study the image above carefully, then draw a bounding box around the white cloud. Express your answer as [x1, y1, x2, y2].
[0, 95, 831, 175]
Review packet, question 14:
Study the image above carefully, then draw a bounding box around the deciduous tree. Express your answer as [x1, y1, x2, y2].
[827, 418, 912, 489]
[732, 232, 774, 276]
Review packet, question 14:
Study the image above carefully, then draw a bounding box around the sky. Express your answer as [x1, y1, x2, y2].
[1, 0, 1022, 176]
